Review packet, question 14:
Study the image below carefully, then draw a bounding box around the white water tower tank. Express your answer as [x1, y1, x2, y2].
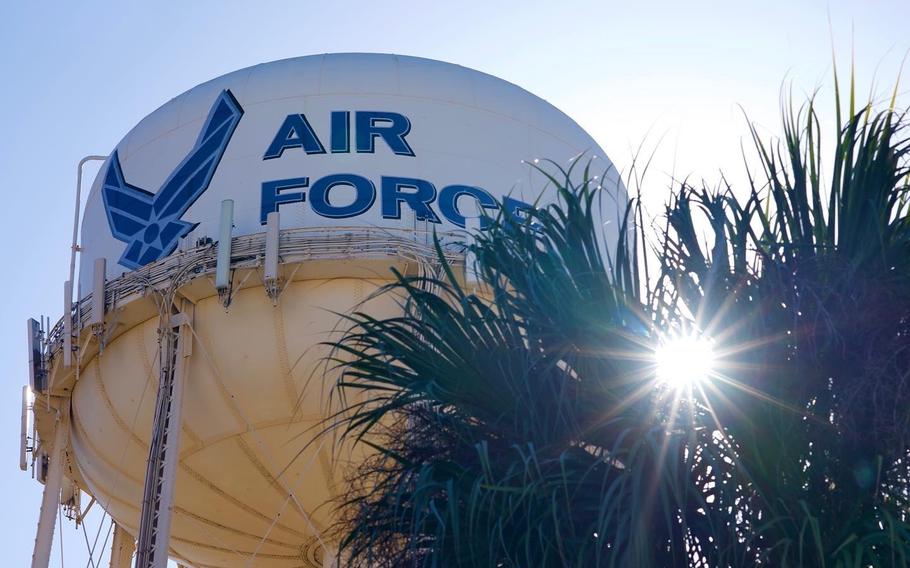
[38, 53, 624, 568]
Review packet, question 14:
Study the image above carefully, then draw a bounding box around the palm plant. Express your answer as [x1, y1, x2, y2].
[325, 74, 910, 567]
[659, 76, 910, 565]
[325, 169, 742, 567]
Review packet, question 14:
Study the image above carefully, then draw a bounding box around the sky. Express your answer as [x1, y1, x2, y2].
[1, 1, 908, 566]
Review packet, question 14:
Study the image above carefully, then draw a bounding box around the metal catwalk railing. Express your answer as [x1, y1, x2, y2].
[43, 226, 465, 364]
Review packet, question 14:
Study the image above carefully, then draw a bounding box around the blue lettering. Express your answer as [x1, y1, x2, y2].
[438, 185, 497, 229]
[258, 172, 532, 228]
[309, 174, 376, 219]
[264, 114, 326, 159]
[381, 176, 441, 223]
[330, 111, 350, 153]
[260, 177, 308, 223]
[355, 111, 414, 156]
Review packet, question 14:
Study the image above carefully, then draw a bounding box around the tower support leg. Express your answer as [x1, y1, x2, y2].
[108, 523, 136, 568]
[31, 405, 69, 568]
[135, 300, 192, 568]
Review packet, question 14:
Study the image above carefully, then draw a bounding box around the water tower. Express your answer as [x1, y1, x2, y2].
[21, 53, 624, 568]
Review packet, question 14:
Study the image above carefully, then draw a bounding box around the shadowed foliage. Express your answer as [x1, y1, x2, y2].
[324, 75, 910, 567]
[658, 77, 910, 566]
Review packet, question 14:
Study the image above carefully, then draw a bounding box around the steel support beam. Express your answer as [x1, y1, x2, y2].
[135, 300, 192, 568]
[108, 523, 136, 568]
[31, 405, 69, 568]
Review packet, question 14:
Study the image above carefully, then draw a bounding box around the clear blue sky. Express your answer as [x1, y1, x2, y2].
[2, 2, 908, 565]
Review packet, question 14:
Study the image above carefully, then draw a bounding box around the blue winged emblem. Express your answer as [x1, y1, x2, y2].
[102, 90, 244, 269]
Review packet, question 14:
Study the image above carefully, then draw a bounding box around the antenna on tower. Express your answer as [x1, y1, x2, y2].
[216, 199, 234, 308]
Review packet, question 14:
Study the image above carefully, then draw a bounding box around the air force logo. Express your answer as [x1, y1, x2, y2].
[102, 90, 243, 269]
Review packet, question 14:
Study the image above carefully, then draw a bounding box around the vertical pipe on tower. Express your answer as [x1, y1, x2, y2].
[70, 157, 108, 290]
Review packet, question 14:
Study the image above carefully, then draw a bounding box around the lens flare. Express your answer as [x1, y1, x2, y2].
[655, 334, 716, 389]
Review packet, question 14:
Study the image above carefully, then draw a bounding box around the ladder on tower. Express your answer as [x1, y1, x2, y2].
[135, 302, 192, 568]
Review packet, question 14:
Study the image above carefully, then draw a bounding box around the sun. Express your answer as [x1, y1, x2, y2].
[655, 333, 716, 389]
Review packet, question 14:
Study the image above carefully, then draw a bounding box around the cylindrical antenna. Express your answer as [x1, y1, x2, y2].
[264, 211, 280, 302]
[63, 281, 73, 368]
[463, 197, 481, 286]
[215, 199, 235, 292]
[90, 258, 106, 328]
[20, 385, 29, 471]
